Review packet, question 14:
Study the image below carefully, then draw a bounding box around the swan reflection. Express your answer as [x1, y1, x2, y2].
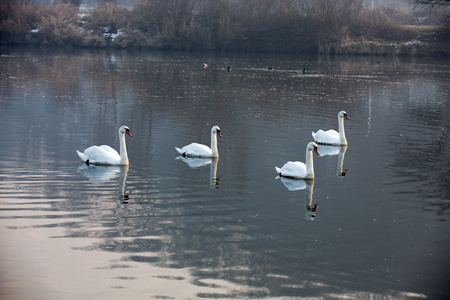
[277, 177, 317, 220]
[77, 164, 130, 203]
[176, 156, 212, 168]
[317, 145, 348, 177]
[209, 157, 220, 187]
[176, 156, 220, 187]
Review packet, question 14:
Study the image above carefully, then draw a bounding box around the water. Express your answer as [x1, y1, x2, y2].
[0, 47, 449, 300]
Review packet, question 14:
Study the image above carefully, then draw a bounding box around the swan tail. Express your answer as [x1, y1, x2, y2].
[275, 166, 281, 174]
[76, 150, 88, 162]
[175, 147, 184, 155]
[311, 131, 317, 141]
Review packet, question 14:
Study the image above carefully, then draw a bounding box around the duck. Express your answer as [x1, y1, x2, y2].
[297, 68, 306, 74]
[76, 125, 132, 166]
[312, 111, 349, 145]
[175, 126, 222, 158]
[275, 142, 319, 179]
[202, 62, 208, 68]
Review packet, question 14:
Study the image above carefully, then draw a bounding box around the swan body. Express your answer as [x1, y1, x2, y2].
[175, 126, 221, 158]
[76, 125, 132, 166]
[275, 142, 319, 179]
[312, 111, 349, 145]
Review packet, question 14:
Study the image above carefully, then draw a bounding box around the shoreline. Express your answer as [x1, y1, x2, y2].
[2, 40, 448, 57]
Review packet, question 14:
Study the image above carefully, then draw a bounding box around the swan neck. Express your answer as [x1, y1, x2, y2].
[119, 130, 128, 164]
[338, 116, 347, 143]
[211, 131, 219, 157]
[305, 147, 314, 177]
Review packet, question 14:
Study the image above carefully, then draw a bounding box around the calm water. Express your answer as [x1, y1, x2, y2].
[0, 47, 449, 300]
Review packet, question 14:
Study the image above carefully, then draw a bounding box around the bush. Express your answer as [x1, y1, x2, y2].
[0, 2, 81, 46]
[82, 34, 106, 47]
[83, 3, 131, 37]
[352, 7, 417, 41]
[112, 30, 150, 48]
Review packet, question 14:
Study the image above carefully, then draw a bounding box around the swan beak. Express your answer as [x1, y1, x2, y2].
[126, 130, 132, 137]
[312, 204, 318, 212]
[344, 114, 349, 120]
[217, 131, 222, 138]
[314, 147, 319, 155]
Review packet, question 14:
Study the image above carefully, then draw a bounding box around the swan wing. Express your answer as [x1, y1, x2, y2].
[277, 161, 306, 179]
[312, 129, 340, 144]
[176, 143, 212, 157]
[98, 145, 119, 155]
[82, 145, 121, 165]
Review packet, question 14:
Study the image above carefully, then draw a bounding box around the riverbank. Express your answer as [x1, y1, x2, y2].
[326, 36, 449, 56]
[331, 27, 450, 56]
[1, 1, 448, 56]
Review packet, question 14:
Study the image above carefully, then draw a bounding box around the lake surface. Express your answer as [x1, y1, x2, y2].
[0, 47, 449, 300]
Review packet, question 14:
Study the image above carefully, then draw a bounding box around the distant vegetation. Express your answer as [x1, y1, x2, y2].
[1, 0, 449, 55]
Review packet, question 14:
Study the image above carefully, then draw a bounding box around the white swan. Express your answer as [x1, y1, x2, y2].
[76, 125, 132, 166]
[275, 142, 319, 179]
[312, 111, 349, 145]
[175, 126, 221, 158]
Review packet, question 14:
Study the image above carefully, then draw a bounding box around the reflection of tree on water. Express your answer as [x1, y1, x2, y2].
[387, 106, 450, 218]
[77, 164, 130, 203]
[317, 145, 348, 177]
[277, 177, 317, 220]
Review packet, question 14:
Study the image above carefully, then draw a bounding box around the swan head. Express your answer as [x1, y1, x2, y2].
[211, 125, 222, 138]
[339, 111, 349, 120]
[119, 125, 132, 137]
[307, 142, 319, 155]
